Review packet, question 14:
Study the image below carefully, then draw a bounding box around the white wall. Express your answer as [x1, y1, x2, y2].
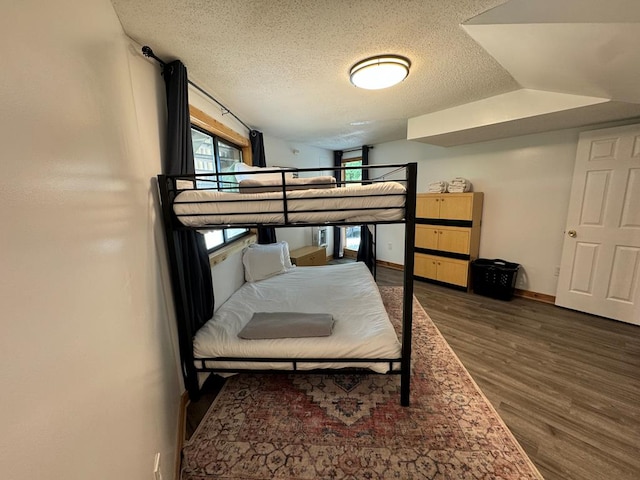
[372, 130, 582, 296]
[0, 1, 181, 479]
[211, 253, 246, 311]
[262, 136, 333, 250]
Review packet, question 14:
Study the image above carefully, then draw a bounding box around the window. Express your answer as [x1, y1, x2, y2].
[342, 158, 363, 254]
[191, 126, 249, 251]
[343, 158, 363, 185]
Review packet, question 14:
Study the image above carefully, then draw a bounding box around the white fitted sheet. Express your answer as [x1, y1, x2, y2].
[173, 181, 406, 226]
[193, 262, 401, 373]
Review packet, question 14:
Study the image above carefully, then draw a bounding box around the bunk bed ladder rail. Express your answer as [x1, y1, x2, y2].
[401, 162, 417, 406]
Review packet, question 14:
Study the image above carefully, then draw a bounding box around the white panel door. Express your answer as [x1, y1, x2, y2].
[556, 124, 640, 325]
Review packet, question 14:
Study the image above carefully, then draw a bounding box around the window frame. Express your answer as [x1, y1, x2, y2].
[189, 106, 256, 261]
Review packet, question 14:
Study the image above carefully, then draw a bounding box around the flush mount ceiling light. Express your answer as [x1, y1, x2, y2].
[349, 55, 411, 90]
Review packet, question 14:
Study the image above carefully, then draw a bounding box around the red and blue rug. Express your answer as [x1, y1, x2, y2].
[182, 287, 543, 479]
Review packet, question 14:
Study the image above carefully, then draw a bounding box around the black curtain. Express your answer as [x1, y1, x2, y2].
[357, 145, 375, 272]
[360, 145, 370, 184]
[250, 130, 277, 244]
[163, 60, 215, 397]
[332, 150, 344, 258]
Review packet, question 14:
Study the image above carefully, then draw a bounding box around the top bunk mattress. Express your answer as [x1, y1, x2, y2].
[173, 181, 406, 227]
[193, 262, 401, 373]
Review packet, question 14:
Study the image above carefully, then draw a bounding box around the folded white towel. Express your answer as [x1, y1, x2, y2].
[449, 177, 467, 184]
[428, 180, 448, 193]
[447, 177, 471, 192]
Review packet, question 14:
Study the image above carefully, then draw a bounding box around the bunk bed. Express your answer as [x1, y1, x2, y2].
[157, 163, 417, 406]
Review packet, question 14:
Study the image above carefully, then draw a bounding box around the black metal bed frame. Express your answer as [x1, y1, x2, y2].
[157, 162, 417, 406]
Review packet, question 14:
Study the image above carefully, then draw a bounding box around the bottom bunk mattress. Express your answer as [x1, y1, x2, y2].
[193, 262, 402, 374]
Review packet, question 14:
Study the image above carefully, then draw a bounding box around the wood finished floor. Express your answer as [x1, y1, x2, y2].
[186, 265, 640, 480]
[376, 267, 640, 480]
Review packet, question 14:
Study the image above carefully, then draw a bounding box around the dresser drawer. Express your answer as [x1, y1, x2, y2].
[290, 246, 327, 266]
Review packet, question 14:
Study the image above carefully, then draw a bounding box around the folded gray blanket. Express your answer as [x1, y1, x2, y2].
[238, 312, 334, 339]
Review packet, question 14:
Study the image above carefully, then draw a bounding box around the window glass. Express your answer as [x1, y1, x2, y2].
[191, 127, 249, 251]
[343, 159, 362, 185]
[342, 158, 363, 252]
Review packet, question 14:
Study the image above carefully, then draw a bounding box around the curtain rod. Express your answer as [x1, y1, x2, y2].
[142, 46, 253, 133]
[341, 146, 373, 153]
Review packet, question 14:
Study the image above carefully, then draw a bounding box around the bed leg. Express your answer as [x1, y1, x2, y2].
[400, 371, 410, 406]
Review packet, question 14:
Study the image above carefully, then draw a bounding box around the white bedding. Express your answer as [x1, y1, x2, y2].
[193, 262, 401, 373]
[173, 181, 406, 227]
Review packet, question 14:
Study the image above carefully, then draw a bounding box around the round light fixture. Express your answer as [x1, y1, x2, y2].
[350, 55, 411, 90]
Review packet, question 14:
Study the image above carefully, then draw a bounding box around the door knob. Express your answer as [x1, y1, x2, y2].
[568, 230, 577, 238]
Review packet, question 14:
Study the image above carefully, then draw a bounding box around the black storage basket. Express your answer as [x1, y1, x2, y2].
[471, 259, 520, 300]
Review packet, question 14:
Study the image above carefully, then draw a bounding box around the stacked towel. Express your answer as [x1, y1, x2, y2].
[447, 177, 472, 193]
[428, 180, 448, 193]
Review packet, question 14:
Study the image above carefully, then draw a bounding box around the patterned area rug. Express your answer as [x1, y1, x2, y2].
[182, 287, 543, 480]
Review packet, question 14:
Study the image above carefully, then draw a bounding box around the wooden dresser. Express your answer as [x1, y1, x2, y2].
[414, 192, 483, 290]
[289, 245, 327, 266]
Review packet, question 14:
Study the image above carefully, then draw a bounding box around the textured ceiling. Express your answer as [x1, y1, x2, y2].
[111, 0, 517, 149]
[111, 0, 640, 150]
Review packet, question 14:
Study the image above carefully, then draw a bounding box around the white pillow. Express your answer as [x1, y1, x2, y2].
[233, 163, 295, 183]
[249, 241, 294, 269]
[242, 245, 287, 282]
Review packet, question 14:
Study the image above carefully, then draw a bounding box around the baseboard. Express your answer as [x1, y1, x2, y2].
[514, 288, 556, 304]
[376, 259, 403, 271]
[375, 260, 556, 305]
[378, 259, 555, 305]
[174, 391, 189, 480]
